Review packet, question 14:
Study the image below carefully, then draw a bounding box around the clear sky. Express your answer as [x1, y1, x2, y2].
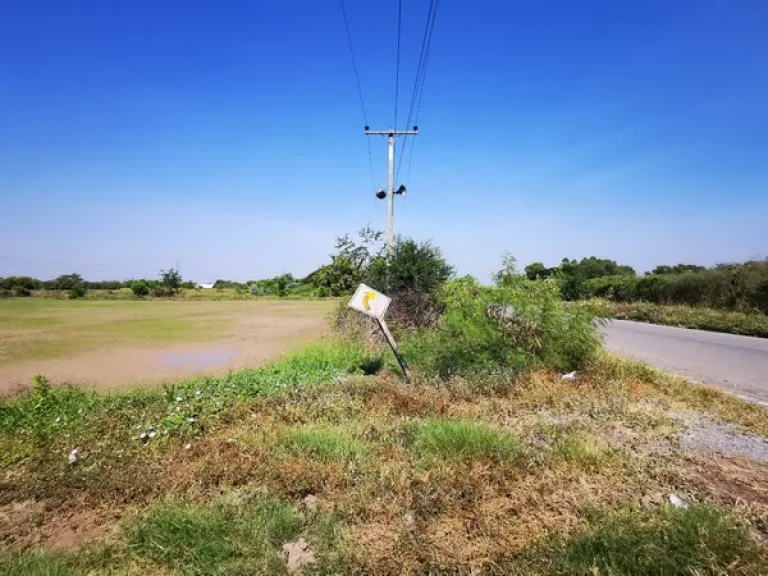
[2, 0, 767, 282]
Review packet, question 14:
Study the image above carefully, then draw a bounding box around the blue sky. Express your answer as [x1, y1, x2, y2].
[1, 0, 767, 282]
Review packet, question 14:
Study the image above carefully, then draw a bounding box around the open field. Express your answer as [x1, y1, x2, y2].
[1, 345, 767, 574]
[0, 299, 334, 396]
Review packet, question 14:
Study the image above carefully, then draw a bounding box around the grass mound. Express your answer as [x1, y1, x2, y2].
[129, 494, 302, 575]
[412, 418, 519, 463]
[281, 424, 369, 463]
[552, 505, 768, 575]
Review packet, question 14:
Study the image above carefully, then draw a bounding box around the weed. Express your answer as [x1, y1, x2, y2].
[129, 491, 342, 575]
[129, 493, 300, 575]
[553, 430, 611, 469]
[550, 504, 768, 575]
[0, 553, 75, 576]
[411, 419, 519, 463]
[281, 424, 369, 462]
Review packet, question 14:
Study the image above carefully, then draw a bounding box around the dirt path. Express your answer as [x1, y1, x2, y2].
[0, 302, 330, 395]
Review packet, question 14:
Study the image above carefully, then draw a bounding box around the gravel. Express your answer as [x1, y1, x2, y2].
[674, 412, 768, 463]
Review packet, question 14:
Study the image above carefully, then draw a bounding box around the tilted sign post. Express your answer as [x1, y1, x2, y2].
[348, 283, 409, 380]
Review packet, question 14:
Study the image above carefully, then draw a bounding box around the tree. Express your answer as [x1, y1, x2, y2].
[493, 251, 521, 286]
[52, 274, 84, 290]
[366, 238, 455, 295]
[525, 262, 552, 281]
[160, 268, 182, 295]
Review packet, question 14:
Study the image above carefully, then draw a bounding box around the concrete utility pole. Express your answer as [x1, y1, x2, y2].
[365, 127, 418, 252]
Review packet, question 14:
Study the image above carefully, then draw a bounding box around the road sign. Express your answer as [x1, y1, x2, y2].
[348, 283, 391, 320]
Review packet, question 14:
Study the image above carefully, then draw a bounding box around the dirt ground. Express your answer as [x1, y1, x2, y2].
[0, 300, 333, 395]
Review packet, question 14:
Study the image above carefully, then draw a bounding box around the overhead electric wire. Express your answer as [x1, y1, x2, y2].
[394, 0, 403, 132]
[397, 0, 441, 182]
[339, 0, 376, 192]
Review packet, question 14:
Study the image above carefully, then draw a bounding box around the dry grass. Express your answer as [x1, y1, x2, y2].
[1, 348, 767, 573]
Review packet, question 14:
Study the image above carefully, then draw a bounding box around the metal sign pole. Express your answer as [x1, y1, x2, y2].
[375, 318, 409, 381]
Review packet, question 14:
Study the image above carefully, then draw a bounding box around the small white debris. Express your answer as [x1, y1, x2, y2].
[148, 431, 157, 439]
[140, 432, 148, 440]
[561, 371, 578, 381]
[303, 494, 318, 512]
[135, 424, 142, 430]
[162, 430, 168, 436]
[184, 443, 192, 450]
[280, 538, 316, 573]
[187, 417, 196, 423]
[176, 396, 183, 402]
[67, 448, 79, 465]
[55, 417, 61, 424]
[668, 494, 689, 509]
[195, 390, 202, 397]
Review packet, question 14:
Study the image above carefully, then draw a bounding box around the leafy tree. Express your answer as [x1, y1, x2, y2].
[525, 262, 553, 281]
[652, 264, 707, 275]
[52, 274, 83, 290]
[366, 237, 455, 296]
[493, 251, 520, 287]
[160, 268, 182, 295]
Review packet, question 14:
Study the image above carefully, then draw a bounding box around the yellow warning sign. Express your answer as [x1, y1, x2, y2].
[348, 284, 391, 320]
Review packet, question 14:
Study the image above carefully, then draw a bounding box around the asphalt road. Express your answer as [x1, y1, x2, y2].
[603, 320, 768, 405]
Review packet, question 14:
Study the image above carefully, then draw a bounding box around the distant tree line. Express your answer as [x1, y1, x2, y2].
[523, 257, 768, 313]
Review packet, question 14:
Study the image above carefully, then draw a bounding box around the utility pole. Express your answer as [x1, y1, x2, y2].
[365, 126, 418, 252]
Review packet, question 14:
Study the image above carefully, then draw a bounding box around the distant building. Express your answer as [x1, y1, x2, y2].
[197, 283, 215, 289]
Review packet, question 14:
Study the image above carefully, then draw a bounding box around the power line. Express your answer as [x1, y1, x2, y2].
[397, 0, 441, 181]
[394, 0, 403, 131]
[339, 0, 376, 191]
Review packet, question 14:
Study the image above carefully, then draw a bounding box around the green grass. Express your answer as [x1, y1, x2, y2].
[550, 505, 768, 575]
[281, 424, 369, 462]
[0, 553, 75, 576]
[554, 430, 611, 469]
[129, 493, 301, 575]
[411, 418, 519, 463]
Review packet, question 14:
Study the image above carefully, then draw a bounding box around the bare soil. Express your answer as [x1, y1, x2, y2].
[0, 301, 331, 395]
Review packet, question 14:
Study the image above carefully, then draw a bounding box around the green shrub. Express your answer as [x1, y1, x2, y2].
[552, 505, 768, 575]
[67, 285, 86, 299]
[131, 280, 150, 296]
[402, 276, 602, 378]
[13, 286, 32, 297]
[411, 419, 519, 463]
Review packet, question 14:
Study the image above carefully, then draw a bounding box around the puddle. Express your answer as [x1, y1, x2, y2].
[153, 348, 240, 371]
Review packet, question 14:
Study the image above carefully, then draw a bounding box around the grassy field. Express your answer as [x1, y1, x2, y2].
[0, 299, 334, 393]
[1, 339, 766, 574]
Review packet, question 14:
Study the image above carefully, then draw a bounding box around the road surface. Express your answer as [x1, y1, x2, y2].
[603, 320, 768, 405]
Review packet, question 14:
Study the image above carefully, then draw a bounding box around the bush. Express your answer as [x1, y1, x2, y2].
[13, 286, 32, 297]
[131, 280, 150, 296]
[67, 285, 87, 299]
[402, 276, 603, 379]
